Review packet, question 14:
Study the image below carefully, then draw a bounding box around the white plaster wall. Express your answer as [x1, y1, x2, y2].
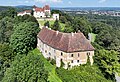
[17, 12, 31, 16]
[24, 12, 31, 15]
[17, 13, 24, 16]
[34, 12, 45, 18]
[53, 14, 59, 20]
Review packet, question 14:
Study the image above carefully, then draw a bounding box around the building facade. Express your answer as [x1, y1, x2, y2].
[17, 10, 32, 16]
[33, 5, 51, 18]
[53, 14, 59, 20]
[37, 27, 95, 69]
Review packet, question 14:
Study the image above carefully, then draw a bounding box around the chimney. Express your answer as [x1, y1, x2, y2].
[78, 30, 81, 33]
[49, 28, 51, 30]
[71, 32, 74, 36]
[46, 26, 48, 28]
[56, 31, 59, 35]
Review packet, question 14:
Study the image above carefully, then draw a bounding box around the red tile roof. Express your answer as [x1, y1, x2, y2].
[34, 8, 44, 12]
[33, 5, 50, 12]
[43, 5, 50, 10]
[33, 5, 37, 8]
[18, 11, 24, 14]
[38, 27, 95, 53]
[18, 10, 31, 14]
[24, 10, 32, 13]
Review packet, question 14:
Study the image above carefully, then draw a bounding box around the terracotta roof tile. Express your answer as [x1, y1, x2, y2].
[38, 27, 95, 53]
[35, 8, 44, 12]
[43, 5, 50, 10]
[24, 10, 32, 13]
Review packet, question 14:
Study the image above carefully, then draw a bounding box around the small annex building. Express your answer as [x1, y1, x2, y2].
[37, 27, 95, 69]
[17, 10, 32, 16]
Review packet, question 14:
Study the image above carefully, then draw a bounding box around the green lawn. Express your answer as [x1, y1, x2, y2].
[38, 20, 55, 26]
[32, 49, 62, 82]
[90, 33, 97, 42]
[38, 20, 65, 30]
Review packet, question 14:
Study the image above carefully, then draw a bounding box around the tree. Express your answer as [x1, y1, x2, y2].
[0, 20, 6, 43]
[60, 16, 67, 23]
[63, 22, 74, 33]
[56, 65, 112, 82]
[45, 11, 50, 18]
[2, 51, 48, 82]
[0, 17, 14, 43]
[0, 43, 14, 81]
[94, 49, 119, 81]
[52, 19, 61, 31]
[10, 22, 39, 54]
[0, 7, 17, 18]
[95, 27, 120, 50]
[44, 21, 50, 27]
[14, 15, 39, 26]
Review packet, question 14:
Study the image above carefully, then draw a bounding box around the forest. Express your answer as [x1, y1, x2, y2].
[0, 7, 120, 82]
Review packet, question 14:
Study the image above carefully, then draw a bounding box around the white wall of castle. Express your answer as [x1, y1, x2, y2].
[34, 12, 46, 18]
[33, 10, 51, 18]
[53, 14, 59, 20]
[37, 38, 94, 69]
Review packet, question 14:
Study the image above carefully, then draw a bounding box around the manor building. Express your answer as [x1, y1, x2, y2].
[37, 27, 95, 69]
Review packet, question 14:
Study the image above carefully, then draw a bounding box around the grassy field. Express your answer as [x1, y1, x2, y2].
[38, 20, 65, 31]
[90, 33, 97, 42]
[38, 20, 55, 26]
[33, 49, 62, 82]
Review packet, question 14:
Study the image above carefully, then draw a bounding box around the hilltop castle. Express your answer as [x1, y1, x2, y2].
[17, 5, 59, 20]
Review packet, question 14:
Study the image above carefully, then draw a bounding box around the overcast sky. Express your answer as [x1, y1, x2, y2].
[0, 0, 120, 7]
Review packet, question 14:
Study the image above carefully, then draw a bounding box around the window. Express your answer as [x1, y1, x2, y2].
[87, 52, 90, 56]
[71, 60, 73, 63]
[61, 59, 63, 62]
[77, 60, 79, 63]
[45, 50, 47, 53]
[78, 53, 80, 57]
[61, 52, 63, 56]
[49, 52, 51, 55]
[71, 54, 74, 57]
[54, 50, 56, 53]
